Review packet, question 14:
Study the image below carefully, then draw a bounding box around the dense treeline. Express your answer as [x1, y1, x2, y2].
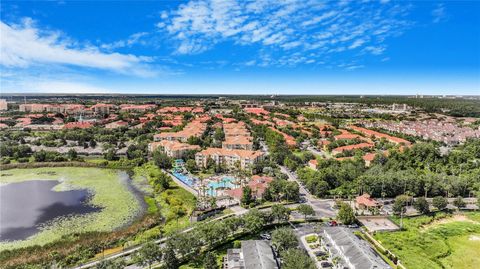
[297, 139, 480, 199]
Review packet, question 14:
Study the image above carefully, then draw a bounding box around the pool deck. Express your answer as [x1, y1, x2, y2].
[163, 170, 199, 197]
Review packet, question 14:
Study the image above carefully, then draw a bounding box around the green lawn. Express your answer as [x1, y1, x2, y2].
[133, 162, 196, 235]
[374, 212, 480, 269]
[0, 167, 142, 251]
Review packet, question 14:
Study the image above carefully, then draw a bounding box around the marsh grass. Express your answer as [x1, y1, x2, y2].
[0, 167, 142, 251]
[374, 212, 480, 269]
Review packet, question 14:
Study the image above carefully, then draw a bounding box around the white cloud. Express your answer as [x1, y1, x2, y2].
[432, 4, 447, 23]
[160, 0, 413, 67]
[101, 32, 148, 50]
[348, 39, 366, 49]
[0, 19, 155, 77]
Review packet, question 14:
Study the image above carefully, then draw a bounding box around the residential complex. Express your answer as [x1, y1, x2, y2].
[360, 119, 480, 145]
[224, 240, 278, 269]
[222, 122, 254, 150]
[154, 120, 207, 143]
[149, 140, 200, 159]
[322, 227, 390, 269]
[195, 148, 264, 170]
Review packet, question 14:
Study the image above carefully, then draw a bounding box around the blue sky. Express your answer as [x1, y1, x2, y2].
[1, 0, 479, 95]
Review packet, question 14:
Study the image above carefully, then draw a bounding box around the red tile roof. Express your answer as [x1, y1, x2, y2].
[356, 193, 379, 207]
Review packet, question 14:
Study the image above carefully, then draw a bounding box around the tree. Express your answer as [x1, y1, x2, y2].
[203, 252, 218, 269]
[103, 148, 117, 161]
[413, 197, 430, 214]
[89, 139, 97, 148]
[153, 150, 172, 169]
[337, 202, 356, 225]
[297, 204, 315, 220]
[241, 186, 253, 206]
[271, 204, 290, 223]
[136, 241, 161, 269]
[281, 249, 316, 269]
[185, 159, 197, 172]
[163, 245, 179, 269]
[432, 196, 448, 211]
[453, 196, 466, 210]
[243, 209, 266, 233]
[95, 259, 125, 269]
[393, 195, 408, 216]
[151, 172, 171, 192]
[271, 227, 298, 252]
[67, 149, 78, 161]
[283, 181, 300, 202]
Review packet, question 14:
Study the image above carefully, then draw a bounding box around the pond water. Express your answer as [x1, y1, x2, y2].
[0, 180, 99, 241]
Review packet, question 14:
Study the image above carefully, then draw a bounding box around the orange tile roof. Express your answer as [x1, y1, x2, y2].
[356, 193, 379, 207]
[64, 122, 93, 129]
[349, 125, 411, 146]
[244, 107, 269, 115]
[332, 142, 374, 153]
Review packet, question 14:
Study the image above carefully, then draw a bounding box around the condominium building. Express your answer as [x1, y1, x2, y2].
[195, 148, 264, 170]
[90, 103, 115, 115]
[19, 104, 85, 114]
[0, 99, 7, 110]
[154, 120, 207, 143]
[149, 140, 200, 159]
[224, 240, 278, 269]
[322, 227, 390, 269]
[119, 104, 156, 112]
[331, 143, 374, 155]
[222, 122, 254, 150]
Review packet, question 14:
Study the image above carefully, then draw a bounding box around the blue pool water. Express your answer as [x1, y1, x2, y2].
[207, 176, 237, 196]
[172, 173, 238, 196]
[172, 172, 195, 186]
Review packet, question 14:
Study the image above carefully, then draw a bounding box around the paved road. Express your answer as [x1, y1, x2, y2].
[307, 146, 328, 158]
[280, 166, 337, 218]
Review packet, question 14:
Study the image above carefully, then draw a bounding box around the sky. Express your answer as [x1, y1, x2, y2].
[0, 0, 479, 95]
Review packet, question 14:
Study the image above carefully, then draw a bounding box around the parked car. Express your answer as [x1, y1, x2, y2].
[327, 220, 338, 226]
[314, 250, 327, 257]
[347, 224, 359, 228]
[320, 261, 333, 268]
[260, 233, 271, 240]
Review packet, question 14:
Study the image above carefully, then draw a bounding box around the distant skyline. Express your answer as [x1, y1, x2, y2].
[1, 0, 479, 95]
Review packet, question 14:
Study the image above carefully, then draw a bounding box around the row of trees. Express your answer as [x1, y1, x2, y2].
[297, 140, 480, 200]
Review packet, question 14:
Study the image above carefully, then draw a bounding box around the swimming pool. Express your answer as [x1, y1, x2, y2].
[172, 172, 195, 187]
[207, 176, 237, 196]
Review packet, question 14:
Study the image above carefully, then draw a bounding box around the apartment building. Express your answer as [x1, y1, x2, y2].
[322, 227, 390, 269]
[0, 99, 7, 111]
[224, 240, 278, 269]
[154, 120, 207, 143]
[349, 125, 411, 146]
[90, 103, 115, 115]
[119, 104, 156, 112]
[19, 104, 85, 114]
[149, 140, 200, 159]
[331, 143, 374, 155]
[222, 122, 254, 150]
[195, 148, 264, 170]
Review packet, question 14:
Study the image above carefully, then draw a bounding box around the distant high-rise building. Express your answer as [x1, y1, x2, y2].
[0, 99, 8, 111]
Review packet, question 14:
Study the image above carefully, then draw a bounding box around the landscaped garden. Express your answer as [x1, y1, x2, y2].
[374, 212, 480, 269]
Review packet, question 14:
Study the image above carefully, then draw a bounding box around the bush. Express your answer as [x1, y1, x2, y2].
[305, 234, 318, 243]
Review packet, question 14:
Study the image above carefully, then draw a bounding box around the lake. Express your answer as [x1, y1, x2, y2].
[0, 180, 99, 241]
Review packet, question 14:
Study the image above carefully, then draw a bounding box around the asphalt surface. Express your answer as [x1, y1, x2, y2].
[280, 165, 337, 218]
